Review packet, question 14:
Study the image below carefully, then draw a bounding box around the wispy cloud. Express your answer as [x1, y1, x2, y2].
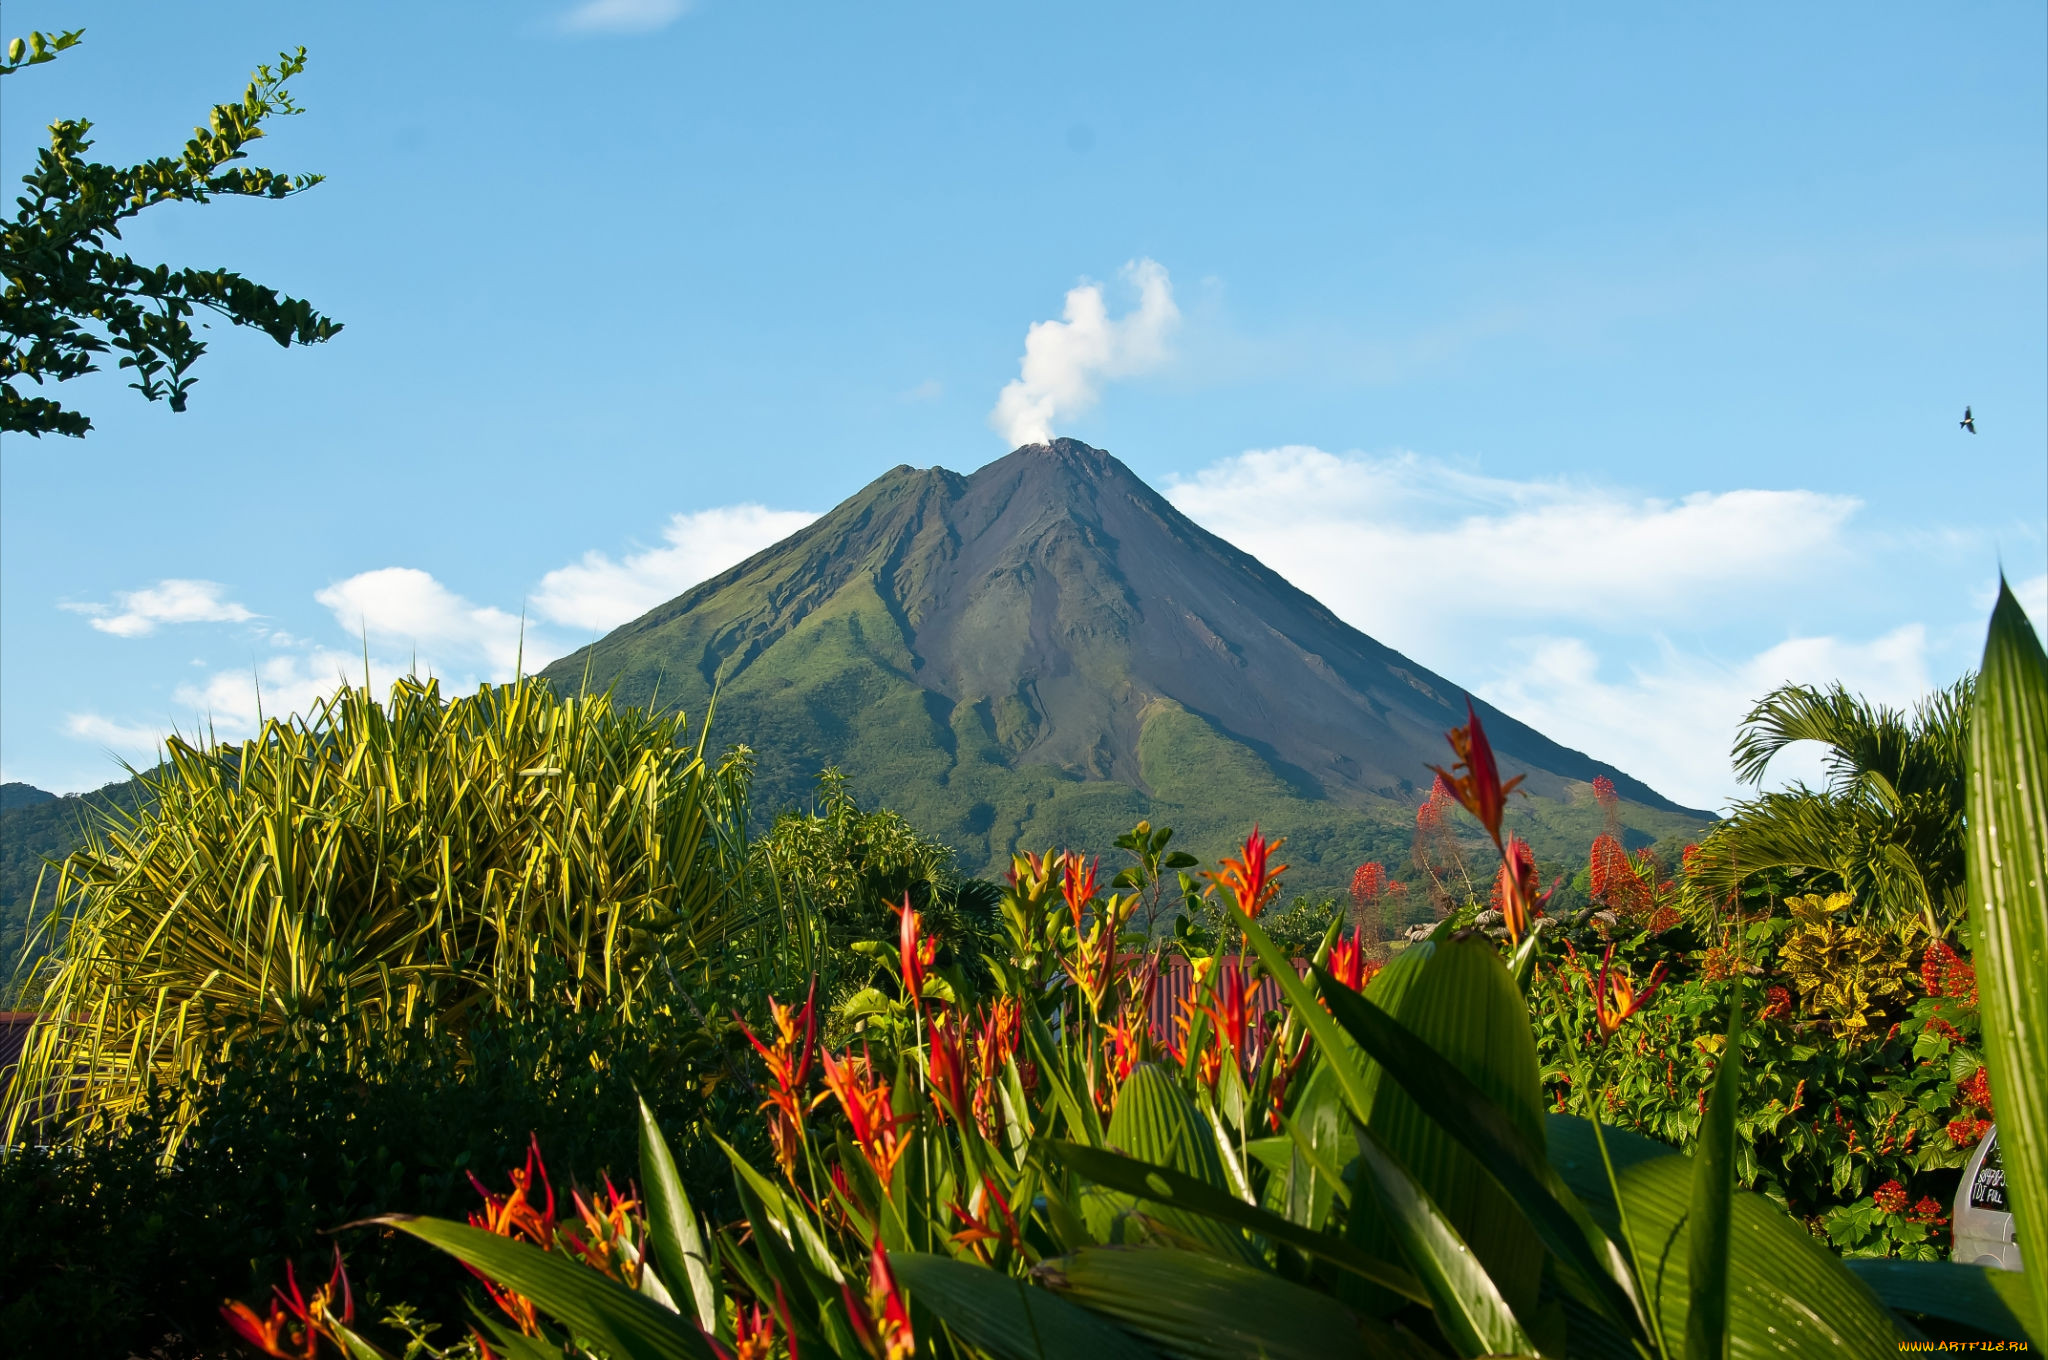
[533, 504, 818, 631]
[63, 711, 175, 754]
[1165, 446, 1860, 645]
[1163, 445, 1954, 809]
[558, 0, 691, 35]
[62, 579, 256, 638]
[315, 568, 545, 677]
[990, 258, 1179, 447]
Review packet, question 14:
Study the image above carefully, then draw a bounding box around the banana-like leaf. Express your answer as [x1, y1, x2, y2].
[1965, 579, 2048, 1343]
[1088, 1062, 1254, 1262]
[889, 1251, 1161, 1360]
[1353, 1123, 1537, 1358]
[1603, 1157, 1903, 1357]
[379, 1216, 716, 1360]
[1686, 999, 1744, 1360]
[638, 1095, 719, 1332]
[1049, 1140, 1427, 1303]
[1304, 945, 1645, 1336]
[1843, 1259, 2040, 1342]
[1034, 1246, 1438, 1360]
[1232, 908, 1555, 1325]
[1544, 1111, 1678, 1209]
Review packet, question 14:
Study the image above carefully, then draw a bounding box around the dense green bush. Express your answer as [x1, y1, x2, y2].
[0, 968, 755, 1360]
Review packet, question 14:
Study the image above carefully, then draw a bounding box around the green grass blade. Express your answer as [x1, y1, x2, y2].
[1353, 1124, 1537, 1358]
[1048, 1140, 1427, 1303]
[380, 1216, 715, 1360]
[889, 1252, 1161, 1360]
[1965, 579, 2048, 1345]
[638, 1094, 719, 1332]
[1685, 997, 1744, 1360]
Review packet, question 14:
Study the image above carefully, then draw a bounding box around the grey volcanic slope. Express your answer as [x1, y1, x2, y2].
[540, 440, 1708, 885]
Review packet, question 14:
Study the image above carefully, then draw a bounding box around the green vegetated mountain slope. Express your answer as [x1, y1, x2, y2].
[0, 777, 154, 990]
[540, 440, 1712, 903]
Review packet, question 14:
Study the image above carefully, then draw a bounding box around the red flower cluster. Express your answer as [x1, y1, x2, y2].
[738, 981, 820, 1182]
[1958, 1065, 1995, 1116]
[1920, 939, 1977, 1005]
[1758, 986, 1793, 1022]
[1587, 834, 1647, 915]
[821, 1046, 911, 1185]
[1909, 1196, 1948, 1226]
[1349, 861, 1389, 907]
[1872, 1180, 1909, 1215]
[1416, 775, 1455, 830]
[1947, 1117, 1992, 1148]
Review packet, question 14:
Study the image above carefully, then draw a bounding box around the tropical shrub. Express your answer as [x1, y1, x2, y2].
[228, 619, 2048, 1357]
[6, 675, 755, 1144]
[1687, 678, 1972, 939]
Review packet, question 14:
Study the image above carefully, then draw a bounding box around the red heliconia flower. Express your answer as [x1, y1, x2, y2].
[1349, 862, 1389, 907]
[1061, 852, 1100, 931]
[925, 1010, 970, 1125]
[1490, 835, 1549, 946]
[564, 1176, 644, 1286]
[843, 1239, 915, 1360]
[948, 1173, 1024, 1262]
[708, 1290, 790, 1360]
[1429, 699, 1524, 849]
[464, 1136, 561, 1334]
[821, 1045, 910, 1186]
[1203, 826, 1289, 919]
[738, 979, 821, 1181]
[1872, 1180, 1909, 1215]
[898, 896, 937, 1010]
[221, 1246, 355, 1360]
[1567, 942, 1668, 1042]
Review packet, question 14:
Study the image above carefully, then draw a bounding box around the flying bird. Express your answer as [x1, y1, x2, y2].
[1961, 406, 1976, 434]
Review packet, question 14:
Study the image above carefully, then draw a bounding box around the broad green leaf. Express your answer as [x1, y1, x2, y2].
[1231, 907, 1555, 1325]
[713, 1133, 846, 1283]
[1603, 1157, 1903, 1358]
[1965, 578, 2048, 1344]
[1034, 1246, 1437, 1360]
[1353, 1124, 1537, 1358]
[638, 1095, 719, 1332]
[1049, 1141, 1426, 1303]
[1088, 1062, 1254, 1262]
[889, 1251, 1160, 1360]
[379, 1216, 715, 1360]
[1843, 1259, 2040, 1343]
[1686, 999, 1744, 1360]
[1307, 944, 1645, 1336]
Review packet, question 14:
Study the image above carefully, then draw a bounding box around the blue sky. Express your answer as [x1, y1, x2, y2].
[2, 2, 2043, 809]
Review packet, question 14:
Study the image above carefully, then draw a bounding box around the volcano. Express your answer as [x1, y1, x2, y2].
[539, 440, 1708, 894]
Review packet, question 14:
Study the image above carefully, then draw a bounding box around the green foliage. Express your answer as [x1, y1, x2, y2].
[1963, 579, 2047, 1342]
[0, 980, 745, 1360]
[1, 33, 340, 436]
[1690, 679, 1972, 938]
[7, 676, 754, 1145]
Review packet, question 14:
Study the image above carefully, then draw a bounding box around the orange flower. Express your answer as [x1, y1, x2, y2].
[1060, 852, 1100, 931]
[220, 1246, 354, 1360]
[948, 1175, 1024, 1262]
[1490, 834, 1550, 945]
[1428, 699, 1524, 849]
[1204, 826, 1289, 919]
[821, 1045, 911, 1185]
[844, 1239, 915, 1360]
[738, 980, 821, 1181]
[1326, 928, 1381, 993]
[564, 1176, 643, 1286]
[466, 1136, 559, 1334]
[710, 1289, 792, 1360]
[1586, 943, 1668, 1041]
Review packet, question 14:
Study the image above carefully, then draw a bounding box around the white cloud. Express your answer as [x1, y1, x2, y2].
[315, 568, 544, 677]
[2014, 573, 2048, 635]
[1477, 626, 1934, 812]
[63, 579, 255, 637]
[990, 258, 1179, 447]
[64, 712, 174, 754]
[559, 0, 690, 34]
[533, 505, 818, 632]
[1165, 446, 1860, 650]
